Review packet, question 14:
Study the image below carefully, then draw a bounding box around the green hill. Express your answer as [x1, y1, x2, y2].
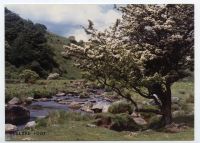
[45, 32, 82, 79]
[5, 8, 82, 79]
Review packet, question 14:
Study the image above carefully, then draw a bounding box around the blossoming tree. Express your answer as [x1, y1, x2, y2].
[63, 4, 194, 126]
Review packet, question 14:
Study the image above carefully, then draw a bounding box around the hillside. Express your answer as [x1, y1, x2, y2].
[45, 32, 82, 79]
[5, 8, 82, 79]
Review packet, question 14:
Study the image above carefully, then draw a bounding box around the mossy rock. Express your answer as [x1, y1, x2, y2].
[108, 101, 133, 114]
[94, 113, 143, 131]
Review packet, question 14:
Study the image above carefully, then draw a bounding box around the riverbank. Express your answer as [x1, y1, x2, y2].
[5, 80, 194, 141]
[7, 111, 194, 141]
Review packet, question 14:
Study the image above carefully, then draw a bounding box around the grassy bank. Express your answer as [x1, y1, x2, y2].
[6, 80, 194, 141]
[6, 80, 194, 103]
[5, 80, 84, 102]
[9, 111, 194, 141]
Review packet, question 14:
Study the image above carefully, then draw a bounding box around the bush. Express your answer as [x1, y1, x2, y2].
[19, 69, 39, 83]
[94, 113, 143, 131]
[36, 118, 47, 127]
[139, 104, 158, 120]
[31, 89, 55, 99]
[148, 115, 162, 129]
[108, 101, 133, 114]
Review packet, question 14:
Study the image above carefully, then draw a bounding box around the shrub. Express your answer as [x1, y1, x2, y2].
[140, 104, 158, 120]
[19, 69, 39, 83]
[108, 101, 133, 114]
[94, 113, 143, 131]
[148, 115, 163, 129]
[36, 118, 47, 127]
[31, 89, 54, 99]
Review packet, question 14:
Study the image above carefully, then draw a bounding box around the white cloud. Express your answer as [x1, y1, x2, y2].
[6, 4, 122, 41]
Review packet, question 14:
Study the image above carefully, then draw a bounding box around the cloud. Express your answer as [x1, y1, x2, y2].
[6, 4, 122, 41]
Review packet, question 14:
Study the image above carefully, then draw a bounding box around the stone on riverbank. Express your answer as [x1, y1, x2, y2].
[68, 102, 81, 110]
[25, 97, 34, 104]
[8, 97, 21, 105]
[5, 124, 17, 133]
[47, 73, 60, 80]
[6, 105, 30, 125]
[56, 92, 66, 96]
[80, 102, 94, 113]
[92, 102, 111, 113]
[25, 121, 36, 129]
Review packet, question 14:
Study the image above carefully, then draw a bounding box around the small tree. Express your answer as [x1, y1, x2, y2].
[63, 4, 194, 126]
[19, 69, 39, 83]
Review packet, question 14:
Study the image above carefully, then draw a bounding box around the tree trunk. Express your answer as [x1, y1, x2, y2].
[160, 84, 172, 126]
[150, 83, 173, 127]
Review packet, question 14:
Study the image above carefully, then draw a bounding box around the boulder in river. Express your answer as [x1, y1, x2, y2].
[58, 100, 72, 104]
[25, 97, 34, 104]
[68, 102, 81, 110]
[6, 105, 30, 125]
[79, 92, 90, 99]
[35, 98, 50, 102]
[25, 121, 36, 129]
[80, 102, 94, 113]
[8, 97, 21, 105]
[102, 104, 110, 113]
[5, 124, 17, 133]
[92, 102, 111, 113]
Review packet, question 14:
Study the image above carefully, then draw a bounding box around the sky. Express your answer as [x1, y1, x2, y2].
[6, 4, 122, 41]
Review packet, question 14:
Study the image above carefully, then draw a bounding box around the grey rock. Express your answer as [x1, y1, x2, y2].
[56, 92, 66, 96]
[8, 97, 21, 105]
[58, 100, 72, 104]
[172, 96, 180, 104]
[25, 97, 34, 104]
[92, 102, 110, 113]
[131, 112, 141, 117]
[68, 101, 81, 109]
[86, 124, 96, 128]
[5, 124, 17, 133]
[47, 73, 60, 80]
[25, 121, 36, 129]
[35, 98, 49, 102]
[80, 102, 94, 113]
[133, 117, 147, 126]
[102, 104, 111, 113]
[6, 105, 30, 125]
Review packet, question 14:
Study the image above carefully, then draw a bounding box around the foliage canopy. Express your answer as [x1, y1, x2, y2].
[63, 4, 194, 126]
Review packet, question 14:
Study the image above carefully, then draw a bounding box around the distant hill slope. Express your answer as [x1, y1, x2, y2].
[45, 32, 82, 79]
[5, 8, 82, 79]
